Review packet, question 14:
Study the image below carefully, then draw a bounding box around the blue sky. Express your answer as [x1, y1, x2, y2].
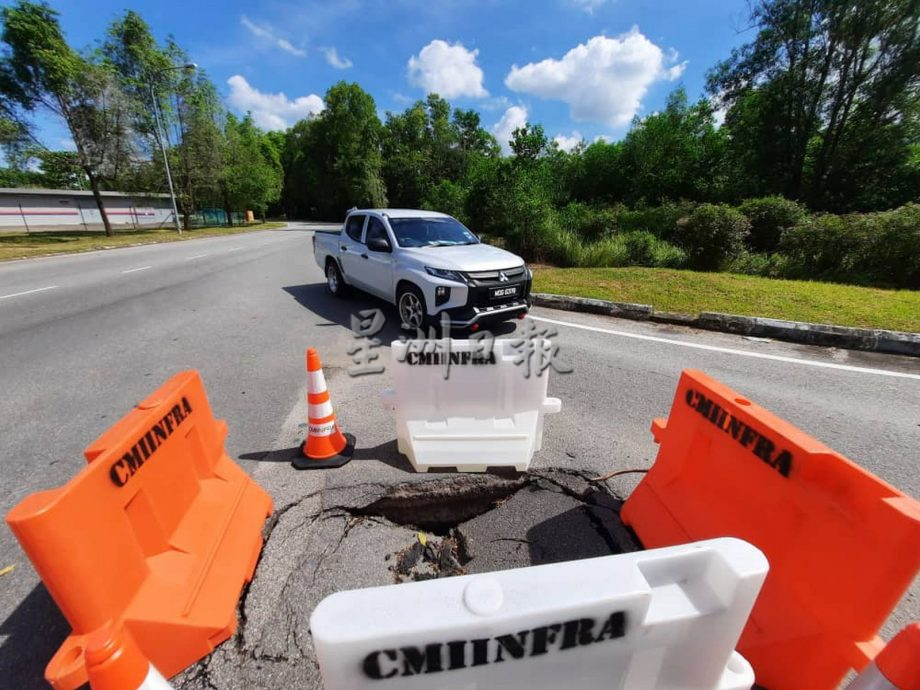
[26, 0, 752, 152]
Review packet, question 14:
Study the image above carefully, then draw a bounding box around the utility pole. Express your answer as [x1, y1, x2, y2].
[148, 63, 197, 235]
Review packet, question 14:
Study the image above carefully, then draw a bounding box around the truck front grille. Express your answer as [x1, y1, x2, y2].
[464, 266, 526, 284]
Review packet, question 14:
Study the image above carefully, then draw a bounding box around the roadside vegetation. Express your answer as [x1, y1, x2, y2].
[533, 267, 920, 333]
[0, 3, 283, 235]
[0, 0, 917, 322]
[0, 222, 285, 261]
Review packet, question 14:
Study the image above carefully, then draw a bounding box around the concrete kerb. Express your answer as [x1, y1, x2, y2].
[531, 293, 920, 357]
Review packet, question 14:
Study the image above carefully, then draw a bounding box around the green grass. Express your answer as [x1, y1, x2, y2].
[533, 266, 920, 333]
[0, 222, 287, 261]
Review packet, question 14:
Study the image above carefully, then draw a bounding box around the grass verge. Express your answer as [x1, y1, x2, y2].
[0, 222, 287, 261]
[533, 266, 920, 333]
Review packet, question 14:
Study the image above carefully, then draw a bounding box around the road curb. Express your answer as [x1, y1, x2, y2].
[531, 293, 920, 357]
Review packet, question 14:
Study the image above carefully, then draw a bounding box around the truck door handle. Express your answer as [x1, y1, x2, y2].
[361, 253, 368, 259]
[340, 245, 348, 251]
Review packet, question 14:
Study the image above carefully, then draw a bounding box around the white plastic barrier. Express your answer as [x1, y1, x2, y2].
[380, 338, 561, 472]
[311, 538, 768, 690]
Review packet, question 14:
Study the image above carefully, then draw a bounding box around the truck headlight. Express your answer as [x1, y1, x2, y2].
[425, 266, 466, 283]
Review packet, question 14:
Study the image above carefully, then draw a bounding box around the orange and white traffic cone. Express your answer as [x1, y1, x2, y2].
[846, 623, 920, 690]
[86, 623, 175, 690]
[293, 347, 355, 470]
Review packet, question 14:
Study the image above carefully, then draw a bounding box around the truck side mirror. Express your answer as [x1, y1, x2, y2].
[367, 237, 391, 253]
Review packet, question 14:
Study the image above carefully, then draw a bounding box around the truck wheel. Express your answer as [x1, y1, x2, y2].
[397, 285, 428, 331]
[326, 260, 348, 297]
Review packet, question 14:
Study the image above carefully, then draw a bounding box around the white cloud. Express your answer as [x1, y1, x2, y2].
[710, 91, 728, 127]
[226, 75, 324, 130]
[492, 105, 528, 155]
[322, 47, 353, 70]
[240, 16, 306, 57]
[408, 40, 488, 99]
[480, 95, 511, 111]
[571, 0, 607, 13]
[554, 132, 584, 152]
[505, 27, 686, 128]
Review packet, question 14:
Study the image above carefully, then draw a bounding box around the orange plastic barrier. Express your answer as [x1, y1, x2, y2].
[621, 369, 920, 690]
[7, 371, 273, 690]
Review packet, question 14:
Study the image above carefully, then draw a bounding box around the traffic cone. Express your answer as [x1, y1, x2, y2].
[293, 347, 355, 470]
[85, 623, 175, 690]
[846, 623, 920, 690]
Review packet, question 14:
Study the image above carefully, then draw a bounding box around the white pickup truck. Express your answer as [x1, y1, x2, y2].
[313, 209, 532, 330]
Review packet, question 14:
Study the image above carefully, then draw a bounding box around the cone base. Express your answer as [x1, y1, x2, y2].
[293, 433, 355, 470]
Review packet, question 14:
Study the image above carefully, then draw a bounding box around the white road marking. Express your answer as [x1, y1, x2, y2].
[0, 285, 59, 300]
[185, 254, 208, 260]
[121, 265, 152, 274]
[531, 315, 920, 381]
[227, 247, 242, 252]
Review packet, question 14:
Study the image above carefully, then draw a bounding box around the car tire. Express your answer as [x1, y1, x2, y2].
[325, 260, 348, 297]
[396, 284, 429, 332]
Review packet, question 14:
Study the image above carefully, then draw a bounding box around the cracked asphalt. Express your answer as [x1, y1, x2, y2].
[0, 224, 916, 688]
[176, 469, 636, 689]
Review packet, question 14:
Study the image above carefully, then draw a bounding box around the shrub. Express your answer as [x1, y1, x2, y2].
[725, 251, 791, 278]
[650, 240, 688, 269]
[556, 202, 619, 242]
[579, 236, 629, 267]
[675, 204, 751, 270]
[615, 200, 696, 241]
[781, 204, 920, 287]
[862, 204, 920, 288]
[621, 230, 658, 265]
[576, 231, 686, 269]
[780, 213, 865, 277]
[540, 226, 584, 267]
[739, 196, 807, 252]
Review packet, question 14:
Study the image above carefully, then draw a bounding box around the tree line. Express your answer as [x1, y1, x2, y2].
[0, 2, 282, 235]
[0, 0, 916, 286]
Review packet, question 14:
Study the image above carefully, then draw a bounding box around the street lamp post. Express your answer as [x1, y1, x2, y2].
[149, 63, 196, 235]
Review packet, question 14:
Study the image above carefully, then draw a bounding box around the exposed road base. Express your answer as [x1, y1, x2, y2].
[532, 292, 920, 357]
[175, 469, 639, 689]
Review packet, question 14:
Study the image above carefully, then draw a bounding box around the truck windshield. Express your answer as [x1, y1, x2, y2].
[389, 217, 479, 248]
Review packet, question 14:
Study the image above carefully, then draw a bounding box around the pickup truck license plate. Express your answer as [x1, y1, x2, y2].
[490, 286, 518, 300]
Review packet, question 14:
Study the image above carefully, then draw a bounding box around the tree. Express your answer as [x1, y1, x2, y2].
[33, 149, 86, 189]
[220, 113, 282, 222]
[710, 0, 920, 210]
[510, 123, 548, 160]
[0, 1, 134, 235]
[101, 10, 172, 162]
[568, 139, 626, 205]
[381, 100, 430, 207]
[381, 94, 499, 209]
[619, 88, 729, 204]
[171, 69, 224, 228]
[284, 82, 386, 219]
[104, 17, 222, 229]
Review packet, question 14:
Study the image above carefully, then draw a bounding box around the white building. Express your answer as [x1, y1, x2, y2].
[0, 188, 174, 232]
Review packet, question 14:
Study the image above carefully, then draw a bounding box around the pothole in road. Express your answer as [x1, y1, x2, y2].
[176, 469, 641, 690]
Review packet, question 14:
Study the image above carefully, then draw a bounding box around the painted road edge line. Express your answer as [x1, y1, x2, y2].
[531, 315, 920, 381]
[185, 254, 208, 260]
[531, 292, 920, 358]
[0, 285, 59, 300]
[121, 266, 152, 274]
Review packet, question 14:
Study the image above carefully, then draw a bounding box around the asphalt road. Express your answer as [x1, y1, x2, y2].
[0, 223, 917, 687]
